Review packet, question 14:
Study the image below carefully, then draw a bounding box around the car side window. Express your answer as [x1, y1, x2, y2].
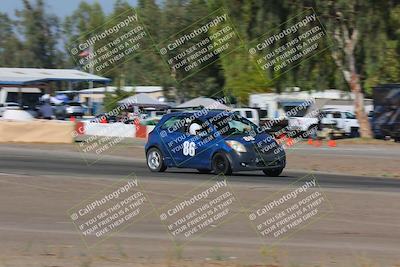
[333, 112, 341, 118]
[186, 119, 212, 137]
[245, 111, 253, 118]
[160, 116, 184, 132]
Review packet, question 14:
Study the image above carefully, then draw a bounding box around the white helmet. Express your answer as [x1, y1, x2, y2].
[189, 123, 201, 135]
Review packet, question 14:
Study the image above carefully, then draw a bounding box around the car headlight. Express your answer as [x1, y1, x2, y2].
[226, 140, 247, 152]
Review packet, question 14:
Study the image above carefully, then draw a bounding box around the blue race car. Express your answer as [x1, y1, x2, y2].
[145, 110, 286, 176]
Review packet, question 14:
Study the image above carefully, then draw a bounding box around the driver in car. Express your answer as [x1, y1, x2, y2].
[189, 122, 202, 135]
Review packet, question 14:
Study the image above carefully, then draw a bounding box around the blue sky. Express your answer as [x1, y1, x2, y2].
[1, 0, 139, 17]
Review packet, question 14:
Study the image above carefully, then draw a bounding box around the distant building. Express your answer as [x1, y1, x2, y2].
[58, 86, 164, 103]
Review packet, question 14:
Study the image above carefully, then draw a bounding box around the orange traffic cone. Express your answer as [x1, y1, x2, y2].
[70, 116, 75, 122]
[100, 117, 107, 124]
[313, 139, 322, 147]
[328, 139, 337, 147]
[307, 138, 313, 145]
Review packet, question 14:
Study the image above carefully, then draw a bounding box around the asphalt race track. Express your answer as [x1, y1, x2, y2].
[1, 144, 399, 190]
[0, 144, 399, 266]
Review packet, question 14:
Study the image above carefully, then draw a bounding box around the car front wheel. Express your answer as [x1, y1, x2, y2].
[212, 153, 232, 175]
[263, 168, 284, 177]
[147, 147, 167, 172]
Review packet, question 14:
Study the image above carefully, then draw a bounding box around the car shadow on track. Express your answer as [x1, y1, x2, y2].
[162, 169, 298, 184]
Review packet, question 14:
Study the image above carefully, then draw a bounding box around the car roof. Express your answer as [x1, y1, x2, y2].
[322, 109, 353, 113]
[165, 110, 231, 118]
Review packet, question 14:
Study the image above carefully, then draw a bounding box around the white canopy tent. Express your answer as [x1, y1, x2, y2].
[0, 68, 111, 109]
[118, 93, 169, 108]
[0, 68, 111, 85]
[177, 97, 231, 110]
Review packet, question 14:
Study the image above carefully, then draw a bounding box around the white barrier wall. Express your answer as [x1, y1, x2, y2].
[83, 122, 136, 138]
[79, 121, 155, 139]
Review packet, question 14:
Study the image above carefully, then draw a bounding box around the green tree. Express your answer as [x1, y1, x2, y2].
[63, 1, 106, 67]
[0, 13, 24, 67]
[15, 0, 62, 68]
[315, 0, 399, 137]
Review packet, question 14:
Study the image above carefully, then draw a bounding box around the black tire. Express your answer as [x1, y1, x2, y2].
[263, 168, 284, 177]
[146, 147, 167, 172]
[197, 169, 211, 174]
[350, 127, 360, 138]
[212, 153, 232, 175]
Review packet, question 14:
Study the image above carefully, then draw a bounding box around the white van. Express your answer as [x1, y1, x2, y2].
[232, 108, 260, 125]
[320, 109, 360, 136]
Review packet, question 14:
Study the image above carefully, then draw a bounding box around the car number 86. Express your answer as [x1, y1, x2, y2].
[183, 141, 196, 156]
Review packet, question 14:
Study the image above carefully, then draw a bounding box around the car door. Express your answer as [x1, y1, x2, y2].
[332, 112, 344, 129]
[158, 116, 189, 166]
[178, 118, 219, 169]
[344, 112, 359, 133]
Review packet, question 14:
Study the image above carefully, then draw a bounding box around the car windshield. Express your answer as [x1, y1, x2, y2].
[211, 114, 258, 136]
[7, 103, 19, 107]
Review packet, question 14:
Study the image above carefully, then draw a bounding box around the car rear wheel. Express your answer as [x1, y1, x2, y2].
[212, 153, 232, 175]
[263, 168, 284, 177]
[147, 147, 167, 172]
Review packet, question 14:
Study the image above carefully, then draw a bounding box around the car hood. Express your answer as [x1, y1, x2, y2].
[225, 132, 277, 146]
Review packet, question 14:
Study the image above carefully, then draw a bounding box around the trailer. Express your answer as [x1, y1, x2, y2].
[371, 84, 400, 141]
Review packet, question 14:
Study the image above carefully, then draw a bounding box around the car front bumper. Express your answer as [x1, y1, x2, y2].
[226, 147, 286, 172]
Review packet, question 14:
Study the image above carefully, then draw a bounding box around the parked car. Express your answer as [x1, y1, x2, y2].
[64, 102, 84, 118]
[0, 102, 20, 117]
[320, 109, 360, 137]
[287, 116, 319, 135]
